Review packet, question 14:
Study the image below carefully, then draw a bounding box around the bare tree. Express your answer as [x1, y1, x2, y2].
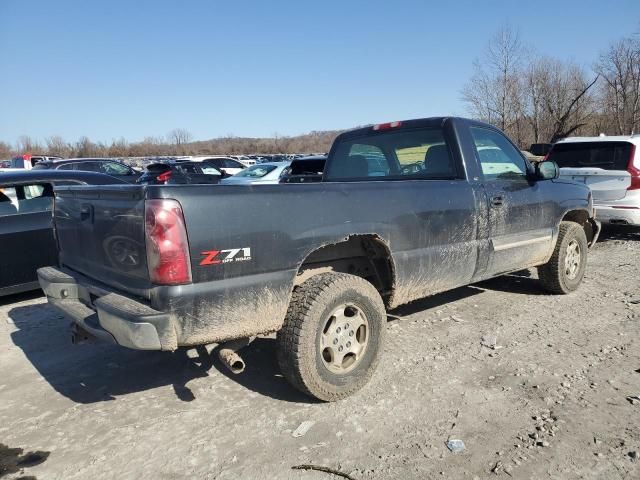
[462, 25, 526, 142]
[523, 58, 598, 142]
[167, 128, 193, 154]
[45, 135, 70, 157]
[595, 36, 640, 134]
[107, 137, 130, 157]
[0, 141, 13, 158]
[73, 136, 100, 158]
[16, 135, 41, 154]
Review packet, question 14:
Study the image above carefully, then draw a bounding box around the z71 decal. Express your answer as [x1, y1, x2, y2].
[200, 248, 252, 266]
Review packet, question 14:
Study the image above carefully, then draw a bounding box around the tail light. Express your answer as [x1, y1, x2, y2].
[373, 121, 402, 131]
[156, 170, 172, 183]
[144, 199, 192, 285]
[627, 144, 640, 190]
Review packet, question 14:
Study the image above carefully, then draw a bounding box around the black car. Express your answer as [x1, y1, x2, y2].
[279, 155, 327, 183]
[0, 170, 127, 296]
[136, 161, 224, 185]
[33, 158, 140, 183]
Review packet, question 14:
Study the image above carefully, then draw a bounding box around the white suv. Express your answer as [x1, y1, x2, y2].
[548, 135, 640, 226]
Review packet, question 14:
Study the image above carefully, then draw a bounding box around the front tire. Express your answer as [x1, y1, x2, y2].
[277, 272, 386, 401]
[538, 221, 588, 294]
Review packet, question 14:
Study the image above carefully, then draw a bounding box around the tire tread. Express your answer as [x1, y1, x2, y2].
[538, 221, 587, 294]
[277, 272, 385, 401]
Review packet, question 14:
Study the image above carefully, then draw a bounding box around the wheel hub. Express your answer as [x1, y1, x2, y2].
[564, 240, 581, 280]
[320, 304, 369, 373]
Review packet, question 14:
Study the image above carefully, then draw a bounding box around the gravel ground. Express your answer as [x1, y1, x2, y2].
[1, 226, 639, 480]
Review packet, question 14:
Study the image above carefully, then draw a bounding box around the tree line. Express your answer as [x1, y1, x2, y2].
[462, 25, 640, 147]
[2, 25, 639, 159]
[0, 128, 339, 160]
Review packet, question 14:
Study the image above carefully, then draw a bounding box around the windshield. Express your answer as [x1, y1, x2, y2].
[234, 164, 277, 178]
[549, 142, 632, 170]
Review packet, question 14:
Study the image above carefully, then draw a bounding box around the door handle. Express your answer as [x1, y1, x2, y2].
[490, 195, 504, 207]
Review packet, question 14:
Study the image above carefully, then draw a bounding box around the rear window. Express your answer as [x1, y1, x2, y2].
[235, 165, 277, 178]
[289, 159, 326, 176]
[326, 128, 458, 181]
[178, 164, 202, 174]
[145, 164, 171, 172]
[549, 142, 632, 170]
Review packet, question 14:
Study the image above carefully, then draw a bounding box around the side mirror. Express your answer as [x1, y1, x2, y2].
[535, 160, 559, 181]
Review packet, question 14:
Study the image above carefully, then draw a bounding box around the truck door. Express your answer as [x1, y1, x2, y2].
[468, 126, 555, 276]
[0, 183, 56, 293]
[325, 124, 482, 304]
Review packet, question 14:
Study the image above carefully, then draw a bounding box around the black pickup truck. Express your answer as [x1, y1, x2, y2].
[38, 117, 599, 401]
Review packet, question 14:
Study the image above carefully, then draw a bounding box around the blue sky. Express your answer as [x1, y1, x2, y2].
[1, 0, 638, 144]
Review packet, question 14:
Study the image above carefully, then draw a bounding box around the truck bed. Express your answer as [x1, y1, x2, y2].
[53, 180, 482, 346]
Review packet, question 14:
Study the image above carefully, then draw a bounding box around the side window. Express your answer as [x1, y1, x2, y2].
[101, 162, 131, 175]
[0, 184, 53, 216]
[0, 187, 18, 216]
[327, 128, 456, 181]
[57, 163, 75, 171]
[73, 162, 100, 173]
[224, 159, 243, 169]
[201, 166, 221, 175]
[470, 127, 528, 181]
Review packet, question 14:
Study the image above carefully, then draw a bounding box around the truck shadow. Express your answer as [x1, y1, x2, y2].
[8, 303, 312, 405]
[475, 271, 550, 296]
[390, 285, 485, 317]
[0, 289, 43, 307]
[389, 271, 546, 317]
[208, 338, 316, 404]
[597, 225, 640, 243]
[7, 276, 553, 406]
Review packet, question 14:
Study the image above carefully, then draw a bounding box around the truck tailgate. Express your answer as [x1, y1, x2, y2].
[54, 185, 151, 292]
[559, 167, 631, 201]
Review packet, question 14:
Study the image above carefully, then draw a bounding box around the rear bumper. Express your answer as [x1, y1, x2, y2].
[595, 205, 640, 226]
[38, 266, 177, 350]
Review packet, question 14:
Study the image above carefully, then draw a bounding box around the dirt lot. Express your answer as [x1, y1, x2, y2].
[1, 226, 639, 480]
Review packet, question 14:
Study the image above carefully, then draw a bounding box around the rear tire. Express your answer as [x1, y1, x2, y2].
[538, 221, 587, 294]
[277, 272, 386, 401]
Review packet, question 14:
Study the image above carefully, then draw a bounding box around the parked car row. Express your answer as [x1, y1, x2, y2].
[138, 155, 327, 185]
[137, 161, 223, 185]
[33, 157, 141, 182]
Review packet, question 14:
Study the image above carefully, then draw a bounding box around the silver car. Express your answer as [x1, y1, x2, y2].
[220, 162, 290, 185]
[550, 135, 640, 226]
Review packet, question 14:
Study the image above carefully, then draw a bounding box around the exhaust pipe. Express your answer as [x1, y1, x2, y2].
[218, 338, 251, 374]
[71, 323, 97, 345]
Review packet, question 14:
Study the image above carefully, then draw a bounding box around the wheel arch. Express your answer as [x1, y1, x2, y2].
[295, 234, 396, 307]
[561, 209, 598, 247]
